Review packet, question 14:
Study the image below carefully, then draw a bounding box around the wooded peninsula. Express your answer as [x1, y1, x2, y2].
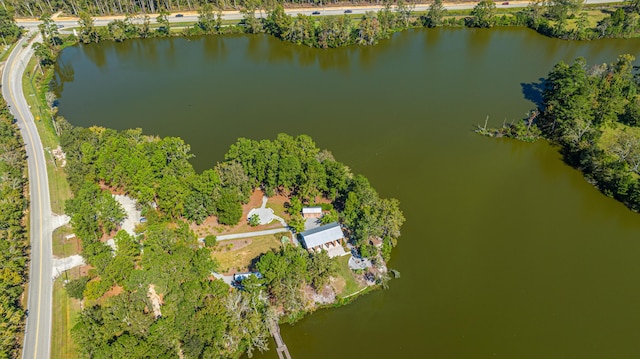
[58, 123, 405, 358]
[478, 54, 640, 213]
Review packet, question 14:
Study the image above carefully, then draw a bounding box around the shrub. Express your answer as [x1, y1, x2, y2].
[65, 276, 90, 300]
[204, 235, 217, 247]
[248, 214, 260, 227]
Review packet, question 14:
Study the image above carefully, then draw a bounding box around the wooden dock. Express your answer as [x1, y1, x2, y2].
[269, 321, 292, 359]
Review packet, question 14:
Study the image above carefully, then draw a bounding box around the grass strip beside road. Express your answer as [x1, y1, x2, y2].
[21, 54, 72, 214]
[52, 225, 81, 257]
[51, 278, 80, 359]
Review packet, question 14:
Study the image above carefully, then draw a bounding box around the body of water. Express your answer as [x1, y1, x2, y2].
[54, 28, 640, 358]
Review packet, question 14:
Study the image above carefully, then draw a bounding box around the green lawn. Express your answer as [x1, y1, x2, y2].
[52, 225, 81, 258]
[21, 53, 72, 214]
[210, 234, 282, 273]
[334, 255, 363, 298]
[51, 277, 80, 359]
[266, 201, 289, 220]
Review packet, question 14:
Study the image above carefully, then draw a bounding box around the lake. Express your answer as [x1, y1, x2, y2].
[54, 28, 640, 358]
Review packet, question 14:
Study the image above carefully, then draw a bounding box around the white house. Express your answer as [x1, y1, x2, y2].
[299, 222, 346, 257]
[302, 206, 323, 219]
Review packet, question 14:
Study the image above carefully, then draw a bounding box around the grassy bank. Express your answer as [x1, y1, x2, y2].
[15, 37, 76, 358]
[51, 277, 80, 359]
[21, 50, 72, 214]
[335, 255, 364, 298]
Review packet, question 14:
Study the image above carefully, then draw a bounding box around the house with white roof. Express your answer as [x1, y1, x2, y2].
[299, 222, 347, 258]
[302, 206, 323, 219]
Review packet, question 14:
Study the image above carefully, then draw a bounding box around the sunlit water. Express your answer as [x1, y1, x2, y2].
[55, 28, 640, 358]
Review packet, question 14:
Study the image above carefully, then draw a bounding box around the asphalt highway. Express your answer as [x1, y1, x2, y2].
[4, 0, 623, 357]
[2, 34, 55, 359]
[15, 0, 621, 30]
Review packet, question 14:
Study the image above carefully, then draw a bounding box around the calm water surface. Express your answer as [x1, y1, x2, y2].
[54, 28, 640, 358]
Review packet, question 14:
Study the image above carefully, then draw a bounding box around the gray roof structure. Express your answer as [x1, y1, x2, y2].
[300, 222, 345, 249]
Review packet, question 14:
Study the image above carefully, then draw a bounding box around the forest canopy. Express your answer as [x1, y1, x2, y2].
[59, 126, 404, 358]
[0, 97, 29, 358]
[60, 126, 404, 256]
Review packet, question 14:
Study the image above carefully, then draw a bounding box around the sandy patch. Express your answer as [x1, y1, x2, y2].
[99, 285, 124, 301]
[114, 194, 142, 236]
[147, 284, 163, 318]
[309, 284, 336, 305]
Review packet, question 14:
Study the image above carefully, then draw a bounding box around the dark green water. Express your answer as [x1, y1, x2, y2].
[54, 28, 640, 358]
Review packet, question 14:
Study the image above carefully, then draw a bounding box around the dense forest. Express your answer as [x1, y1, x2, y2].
[59, 124, 403, 256]
[0, 98, 29, 358]
[58, 124, 404, 356]
[480, 54, 640, 213]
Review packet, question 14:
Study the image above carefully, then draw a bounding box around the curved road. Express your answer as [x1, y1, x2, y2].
[3, 0, 623, 357]
[2, 34, 55, 359]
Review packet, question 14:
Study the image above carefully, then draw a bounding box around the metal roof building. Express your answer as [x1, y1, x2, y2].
[302, 207, 323, 218]
[302, 207, 322, 215]
[299, 222, 345, 250]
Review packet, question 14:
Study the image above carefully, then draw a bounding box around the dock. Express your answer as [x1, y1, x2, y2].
[269, 321, 292, 359]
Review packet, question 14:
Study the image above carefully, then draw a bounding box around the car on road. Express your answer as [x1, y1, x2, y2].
[175, 13, 184, 17]
[312, 11, 321, 15]
[57, 24, 64, 28]
[502, 1, 509, 4]
[344, 9, 353, 13]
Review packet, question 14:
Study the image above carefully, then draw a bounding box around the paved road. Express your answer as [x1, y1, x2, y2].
[4, 0, 624, 355]
[205, 227, 291, 241]
[2, 34, 55, 359]
[15, 0, 622, 29]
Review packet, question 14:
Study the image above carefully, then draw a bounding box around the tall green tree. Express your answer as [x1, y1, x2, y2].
[423, 0, 446, 27]
[78, 11, 100, 43]
[156, 8, 170, 35]
[469, 0, 497, 28]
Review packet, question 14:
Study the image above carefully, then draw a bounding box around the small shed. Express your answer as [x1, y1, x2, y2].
[302, 206, 323, 219]
[299, 222, 345, 255]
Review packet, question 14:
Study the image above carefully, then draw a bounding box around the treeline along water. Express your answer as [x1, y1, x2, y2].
[54, 28, 640, 358]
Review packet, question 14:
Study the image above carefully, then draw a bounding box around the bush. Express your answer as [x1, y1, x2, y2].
[65, 276, 90, 300]
[83, 279, 112, 300]
[248, 214, 260, 227]
[204, 235, 217, 247]
[359, 243, 377, 258]
[319, 203, 334, 211]
[216, 189, 243, 225]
